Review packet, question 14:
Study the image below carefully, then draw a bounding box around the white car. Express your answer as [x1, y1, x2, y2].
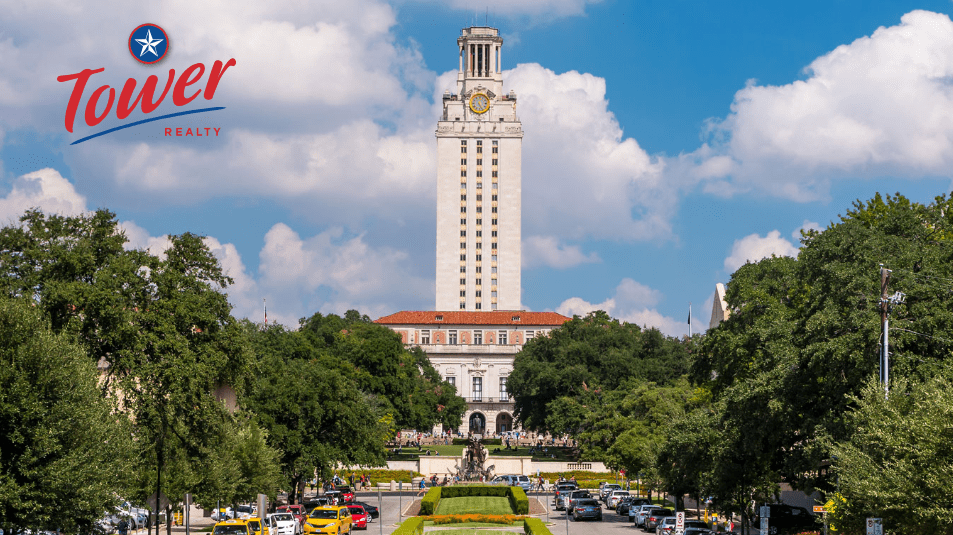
[607, 490, 630, 509]
[211, 507, 234, 521]
[267, 512, 297, 535]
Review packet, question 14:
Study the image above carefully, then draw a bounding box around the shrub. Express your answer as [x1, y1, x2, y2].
[452, 438, 502, 445]
[419, 487, 442, 515]
[393, 517, 425, 535]
[524, 518, 554, 535]
[509, 487, 529, 515]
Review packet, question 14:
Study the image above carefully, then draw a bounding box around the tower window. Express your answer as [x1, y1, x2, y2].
[475, 266, 482, 273]
[461, 158, 466, 165]
[461, 194, 467, 201]
[492, 147, 498, 153]
[476, 195, 482, 201]
[476, 302, 482, 309]
[476, 170, 483, 177]
[492, 230, 497, 237]
[460, 266, 466, 273]
[476, 206, 482, 213]
[461, 170, 467, 177]
[475, 291, 482, 297]
[492, 140, 498, 146]
[460, 278, 466, 284]
[474, 331, 483, 344]
[460, 230, 466, 236]
[461, 218, 466, 224]
[492, 206, 497, 213]
[492, 218, 498, 225]
[448, 330, 457, 344]
[460, 302, 466, 309]
[461, 206, 466, 213]
[460, 290, 466, 297]
[492, 170, 498, 177]
[476, 182, 482, 189]
[476, 218, 482, 225]
[476, 230, 482, 237]
[460, 254, 466, 261]
[492, 242, 497, 250]
[476, 278, 482, 285]
[477, 159, 482, 165]
[492, 194, 498, 201]
[498, 331, 508, 345]
[476, 254, 482, 261]
[492, 159, 498, 165]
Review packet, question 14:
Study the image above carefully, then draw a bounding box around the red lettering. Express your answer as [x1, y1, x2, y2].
[196, 127, 202, 136]
[141, 71, 176, 114]
[214, 128, 220, 136]
[56, 68, 105, 133]
[173, 63, 205, 106]
[176, 128, 182, 136]
[84, 85, 115, 127]
[165, 128, 171, 136]
[185, 128, 193, 136]
[204, 59, 236, 100]
[204, 128, 211, 136]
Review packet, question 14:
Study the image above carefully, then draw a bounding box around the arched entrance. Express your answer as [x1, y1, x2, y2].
[496, 412, 513, 434]
[468, 412, 486, 435]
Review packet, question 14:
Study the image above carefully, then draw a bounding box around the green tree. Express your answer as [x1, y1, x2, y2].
[830, 376, 953, 535]
[0, 298, 133, 533]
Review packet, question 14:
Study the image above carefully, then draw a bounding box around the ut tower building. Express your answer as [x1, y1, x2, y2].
[435, 26, 522, 311]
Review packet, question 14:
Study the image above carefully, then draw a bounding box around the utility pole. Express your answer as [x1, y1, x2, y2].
[880, 266, 890, 399]
[879, 265, 905, 400]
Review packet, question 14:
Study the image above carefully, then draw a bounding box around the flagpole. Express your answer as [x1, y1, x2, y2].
[263, 298, 267, 324]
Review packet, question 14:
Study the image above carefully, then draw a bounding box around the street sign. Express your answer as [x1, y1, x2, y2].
[760, 517, 769, 535]
[813, 506, 827, 513]
[866, 518, 882, 535]
[675, 511, 685, 534]
[146, 492, 170, 511]
[760, 506, 771, 518]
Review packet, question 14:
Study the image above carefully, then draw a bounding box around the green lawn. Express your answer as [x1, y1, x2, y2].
[423, 522, 518, 527]
[425, 530, 515, 535]
[433, 497, 514, 515]
[388, 444, 576, 462]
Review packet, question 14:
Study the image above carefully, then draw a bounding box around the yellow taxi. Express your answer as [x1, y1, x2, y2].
[247, 517, 270, 535]
[213, 519, 253, 535]
[304, 505, 352, 535]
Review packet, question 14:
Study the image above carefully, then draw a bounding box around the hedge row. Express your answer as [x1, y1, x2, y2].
[451, 438, 503, 446]
[393, 517, 425, 535]
[524, 518, 554, 535]
[419, 487, 442, 515]
[417, 485, 528, 515]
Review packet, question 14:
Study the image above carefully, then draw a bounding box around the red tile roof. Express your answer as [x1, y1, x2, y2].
[375, 310, 571, 326]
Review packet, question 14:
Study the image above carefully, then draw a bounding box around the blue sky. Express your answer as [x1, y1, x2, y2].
[2, 0, 953, 335]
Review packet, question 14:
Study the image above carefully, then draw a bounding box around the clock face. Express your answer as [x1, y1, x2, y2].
[469, 93, 490, 114]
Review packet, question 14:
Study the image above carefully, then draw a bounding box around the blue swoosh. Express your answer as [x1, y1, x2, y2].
[70, 106, 226, 145]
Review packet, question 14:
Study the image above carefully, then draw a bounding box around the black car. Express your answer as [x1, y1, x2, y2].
[643, 508, 674, 532]
[753, 504, 817, 535]
[353, 502, 379, 519]
[572, 499, 603, 521]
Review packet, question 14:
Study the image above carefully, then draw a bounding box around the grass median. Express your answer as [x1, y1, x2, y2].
[434, 497, 514, 516]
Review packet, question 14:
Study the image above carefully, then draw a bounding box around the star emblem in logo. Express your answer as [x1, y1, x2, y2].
[128, 23, 169, 64]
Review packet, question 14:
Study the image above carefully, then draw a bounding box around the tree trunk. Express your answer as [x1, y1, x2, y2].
[289, 475, 300, 504]
[165, 504, 172, 535]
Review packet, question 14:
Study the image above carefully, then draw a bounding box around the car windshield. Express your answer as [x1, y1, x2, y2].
[653, 509, 674, 517]
[347, 507, 365, 514]
[310, 510, 338, 520]
[272, 514, 293, 522]
[214, 526, 249, 535]
[577, 500, 599, 507]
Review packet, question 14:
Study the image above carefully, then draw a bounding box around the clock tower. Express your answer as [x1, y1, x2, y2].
[435, 26, 522, 311]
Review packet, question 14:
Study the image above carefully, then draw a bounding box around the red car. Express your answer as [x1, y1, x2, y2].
[327, 487, 355, 505]
[276, 504, 306, 532]
[346, 505, 368, 530]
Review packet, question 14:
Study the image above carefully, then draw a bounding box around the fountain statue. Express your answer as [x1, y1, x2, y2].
[453, 437, 495, 481]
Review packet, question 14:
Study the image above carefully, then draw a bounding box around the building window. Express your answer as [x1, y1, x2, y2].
[460, 290, 466, 297]
[500, 377, 508, 401]
[492, 206, 497, 213]
[476, 206, 482, 213]
[460, 302, 466, 309]
[461, 158, 466, 165]
[476, 170, 483, 177]
[460, 266, 466, 273]
[492, 291, 498, 298]
[447, 376, 456, 387]
[492, 146, 498, 154]
[491, 242, 497, 250]
[476, 218, 482, 225]
[492, 218, 498, 225]
[492, 170, 498, 178]
[492, 303, 497, 310]
[460, 278, 466, 284]
[475, 291, 482, 297]
[492, 194, 498, 201]
[492, 255, 498, 262]
[449, 330, 457, 344]
[460, 254, 466, 261]
[460, 230, 466, 236]
[492, 140, 498, 146]
[461, 218, 466, 224]
[476, 254, 482, 261]
[476, 182, 482, 189]
[477, 159, 482, 165]
[475, 302, 481, 309]
[476, 195, 482, 201]
[525, 331, 535, 341]
[461, 194, 467, 201]
[474, 331, 483, 344]
[420, 330, 430, 344]
[492, 266, 497, 274]
[475, 266, 482, 273]
[492, 159, 498, 165]
[492, 230, 498, 237]
[476, 230, 482, 237]
[472, 377, 483, 401]
[476, 242, 482, 250]
[461, 170, 467, 177]
[498, 331, 508, 345]
[461, 206, 467, 213]
[476, 278, 482, 285]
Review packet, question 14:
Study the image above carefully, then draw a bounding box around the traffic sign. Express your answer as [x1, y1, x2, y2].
[866, 518, 882, 535]
[760, 506, 771, 518]
[813, 506, 827, 513]
[676, 511, 685, 533]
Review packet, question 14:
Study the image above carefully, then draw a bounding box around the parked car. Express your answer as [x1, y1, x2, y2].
[633, 504, 659, 526]
[268, 513, 298, 535]
[618, 497, 651, 516]
[352, 502, 379, 520]
[304, 498, 333, 511]
[553, 483, 579, 510]
[566, 490, 593, 515]
[607, 490, 630, 509]
[212, 508, 236, 521]
[657, 517, 708, 535]
[304, 505, 353, 535]
[599, 483, 622, 502]
[684, 528, 712, 535]
[571, 499, 603, 521]
[643, 509, 674, 533]
[345, 505, 368, 530]
[752, 504, 816, 535]
[326, 487, 354, 504]
[276, 505, 307, 533]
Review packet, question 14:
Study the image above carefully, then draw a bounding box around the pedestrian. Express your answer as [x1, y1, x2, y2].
[118, 518, 129, 535]
[349, 473, 355, 488]
[417, 478, 427, 497]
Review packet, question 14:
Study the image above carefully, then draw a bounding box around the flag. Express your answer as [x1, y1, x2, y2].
[687, 306, 691, 325]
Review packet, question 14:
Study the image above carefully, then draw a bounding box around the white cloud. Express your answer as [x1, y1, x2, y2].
[697, 10, 953, 200]
[724, 230, 799, 273]
[0, 168, 86, 223]
[418, 0, 601, 18]
[523, 235, 600, 269]
[556, 278, 687, 337]
[792, 219, 823, 240]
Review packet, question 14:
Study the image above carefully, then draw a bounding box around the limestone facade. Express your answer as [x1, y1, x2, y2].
[375, 310, 570, 435]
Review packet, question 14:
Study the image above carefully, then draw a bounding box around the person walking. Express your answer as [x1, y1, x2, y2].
[118, 518, 129, 535]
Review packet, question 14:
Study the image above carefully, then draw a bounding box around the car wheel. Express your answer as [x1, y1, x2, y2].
[768, 527, 778, 535]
